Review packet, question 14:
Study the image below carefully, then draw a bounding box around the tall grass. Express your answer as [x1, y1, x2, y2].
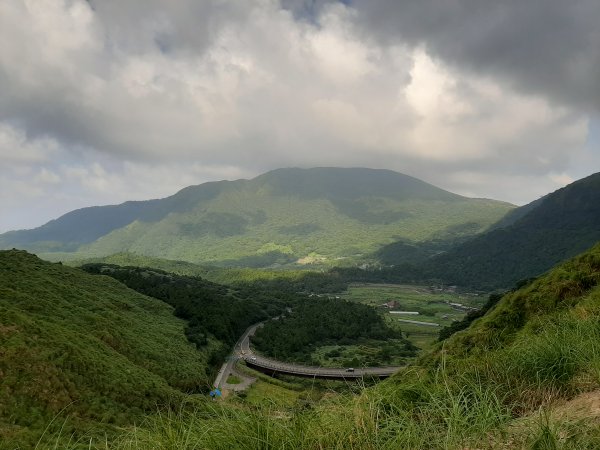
[458, 295, 600, 414]
[35, 297, 600, 449]
[106, 367, 511, 450]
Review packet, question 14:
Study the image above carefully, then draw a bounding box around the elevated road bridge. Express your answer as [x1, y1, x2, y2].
[235, 322, 401, 381]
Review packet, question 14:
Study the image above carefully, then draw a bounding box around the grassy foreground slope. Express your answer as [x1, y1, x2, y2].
[107, 243, 600, 449]
[0, 250, 213, 447]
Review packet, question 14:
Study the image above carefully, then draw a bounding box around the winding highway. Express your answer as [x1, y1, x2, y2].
[214, 320, 402, 389]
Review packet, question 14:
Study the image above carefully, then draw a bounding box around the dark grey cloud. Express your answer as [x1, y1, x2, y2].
[349, 0, 600, 112]
[85, 0, 251, 55]
[280, 0, 335, 21]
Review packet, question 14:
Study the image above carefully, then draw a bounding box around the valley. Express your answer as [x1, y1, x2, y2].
[2, 168, 600, 449]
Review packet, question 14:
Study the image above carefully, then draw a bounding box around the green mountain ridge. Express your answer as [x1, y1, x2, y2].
[422, 171, 600, 289]
[0, 167, 513, 267]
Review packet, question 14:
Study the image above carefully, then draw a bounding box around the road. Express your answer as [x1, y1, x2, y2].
[214, 321, 401, 385]
[393, 318, 441, 327]
[214, 322, 400, 390]
[213, 323, 261, 390]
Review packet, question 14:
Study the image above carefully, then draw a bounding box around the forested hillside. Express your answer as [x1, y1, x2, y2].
[81, 264, 299, 350]
[423, 171, 600, 289]
[0, 167, 512, 267]
[438, 241, 600, 354]
[362, 172, 600, 290]
[74, 252, 348, 293]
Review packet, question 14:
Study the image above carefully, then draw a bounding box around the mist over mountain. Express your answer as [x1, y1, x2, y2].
[0, 167, 512, 267]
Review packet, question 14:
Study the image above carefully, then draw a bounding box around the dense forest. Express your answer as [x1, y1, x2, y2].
[81, 264, 302, 367]
[252, 297, 417, 364]
[75, 252, 348, 293]
[331, 172, 600, 291]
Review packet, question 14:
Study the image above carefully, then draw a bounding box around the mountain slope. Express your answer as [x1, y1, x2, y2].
[0, 250, 214, 446]
[439, 241, 600, 354]
[86, 242, 600, 449]
[423, 172, 600, 289]
[0, 167, 513, 266]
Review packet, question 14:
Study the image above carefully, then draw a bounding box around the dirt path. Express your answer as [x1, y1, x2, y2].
[221, 368, 257, 392]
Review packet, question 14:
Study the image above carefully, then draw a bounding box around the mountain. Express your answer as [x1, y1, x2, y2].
[0, 250, 214, 446]
[0, 167, 513, 267]
[423, 171, 600, 289]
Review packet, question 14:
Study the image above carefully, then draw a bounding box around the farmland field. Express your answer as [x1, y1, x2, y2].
[319, 284, 486, 358]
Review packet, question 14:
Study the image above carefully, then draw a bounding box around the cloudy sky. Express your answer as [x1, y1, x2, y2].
[1, 0, 599, 232]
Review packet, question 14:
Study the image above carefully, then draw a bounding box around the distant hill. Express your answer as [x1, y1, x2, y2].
[0, 250, 214, 446]
[0, 167, 513, 267]
[423, 172, 600, 289]
[373, 195, 547, 266]
[72, 252, 348, 293]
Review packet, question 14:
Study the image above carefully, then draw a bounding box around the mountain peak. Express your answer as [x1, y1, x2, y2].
[252, 167, 461, 201]
[0, 167, 513, 266]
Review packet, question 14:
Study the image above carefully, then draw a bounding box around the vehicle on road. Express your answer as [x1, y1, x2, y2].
[345, 368, 355, 372]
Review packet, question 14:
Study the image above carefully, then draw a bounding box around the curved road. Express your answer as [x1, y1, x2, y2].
[215, 320, 402, 389]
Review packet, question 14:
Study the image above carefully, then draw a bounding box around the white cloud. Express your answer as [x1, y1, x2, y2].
[0, 0, 595, 232]
[0, 124, 60, 164]
[34, 168, 61, 185]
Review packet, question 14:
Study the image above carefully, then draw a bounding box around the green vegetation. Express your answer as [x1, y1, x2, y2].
[92, 242, 600, 448]
[252, 297, 417, 365]
[1, 167, 512, 267]
[437, 291, 506, 341]
[71, 252, 348, 293]
[80, 264, 300, 353]
[225, 375, 242, 385]
[340, 283, 484, 308]
[0, 250, 212, 448]
[6, 241, 600, 448]
[439, 243, 600, 355]
[342, 172, 600, 291]
[311, 341, 414, 367]
[422, 171, 600, 289]
[242, 380, 301, 408]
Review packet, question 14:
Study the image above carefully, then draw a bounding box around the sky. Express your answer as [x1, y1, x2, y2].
[1, 0, 599, 232]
